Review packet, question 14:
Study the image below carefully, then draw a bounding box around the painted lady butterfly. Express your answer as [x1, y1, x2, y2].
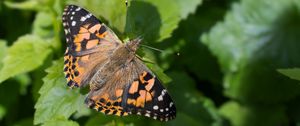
[62, 5, 176, 121]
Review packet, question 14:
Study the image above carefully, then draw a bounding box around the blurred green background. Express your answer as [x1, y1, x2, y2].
[1, 0, 300, 126]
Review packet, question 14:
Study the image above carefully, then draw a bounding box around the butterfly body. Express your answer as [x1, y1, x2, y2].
[89, 39, 141, 91]
[62, 5, 176, 121]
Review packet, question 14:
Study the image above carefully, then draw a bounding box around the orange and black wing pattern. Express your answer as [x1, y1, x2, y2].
[85, 61, 176, 121]
[124, 71, 176, 121]
[62, 5, 120, 88]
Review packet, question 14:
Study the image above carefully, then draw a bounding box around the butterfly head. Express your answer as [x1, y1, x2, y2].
[125, 37, 142, 52]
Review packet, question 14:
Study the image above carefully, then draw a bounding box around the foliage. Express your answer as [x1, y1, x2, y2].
[1, 0, 300, 126]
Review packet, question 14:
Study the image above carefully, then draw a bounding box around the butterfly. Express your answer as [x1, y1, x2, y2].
[62, 5, 176, 121]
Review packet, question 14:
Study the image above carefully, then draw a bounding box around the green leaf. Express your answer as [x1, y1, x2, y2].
[75, 0, 202, 42]
[33, 12, 54, 38]
[174, 0, 203, 19]
[125, 0, 202, 42]
[4, 0, 41, 11]
[219, 101, 287, 126]
[0, 35, 51, 83]
[202, 0, 300, 103]
[34, 59, 85, 125]
[42, 118, 79, 126]
[278, 68, 300, 81]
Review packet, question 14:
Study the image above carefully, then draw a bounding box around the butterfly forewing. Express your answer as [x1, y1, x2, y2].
[62, 5, 121, 88]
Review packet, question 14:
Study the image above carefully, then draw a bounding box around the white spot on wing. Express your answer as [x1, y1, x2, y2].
[158, 95, 163, 101]
[71, 21, 76, 26]
[169, 102, 173, 107]
[160, 109, 164, 112]
[153, 105, 159, 110]
[145, 113, 150, 117]
[80, 16, 87, 22]
[75, 7, 81, 11]
[70, 16, 73, 20]
[162, 89, 167, 95]
[153, 116, 157, 119]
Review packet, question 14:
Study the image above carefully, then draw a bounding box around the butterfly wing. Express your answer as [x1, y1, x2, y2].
[62, 5, 122, 88]
[85, 58, 176, 121]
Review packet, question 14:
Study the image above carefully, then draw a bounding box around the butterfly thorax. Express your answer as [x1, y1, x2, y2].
[89, 39, 141, 91]
[125, 38, 142, 53]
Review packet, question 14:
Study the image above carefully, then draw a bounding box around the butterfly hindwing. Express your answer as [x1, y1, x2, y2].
[124, 71, 176, 121]
[85, 59, 176, 121]
[62, 5, 121, 88]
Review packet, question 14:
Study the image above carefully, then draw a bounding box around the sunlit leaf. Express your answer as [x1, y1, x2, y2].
[34, 59, 85, 125]
[4, 0, 41, 11]
[0, 35, 51, 83]
[42, 118, 79, 126]
[33, 12, 54, 38]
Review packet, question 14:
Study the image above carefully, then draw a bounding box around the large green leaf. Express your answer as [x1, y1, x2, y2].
[34, 59, 85, 125]
[278, 68, 300, 81]
[202, 0, 300, 103]
[0, 35, 51, 83]
[74, 0, 201, 42]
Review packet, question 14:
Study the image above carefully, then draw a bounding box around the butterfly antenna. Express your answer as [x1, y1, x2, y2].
[140, 44, 164, 53]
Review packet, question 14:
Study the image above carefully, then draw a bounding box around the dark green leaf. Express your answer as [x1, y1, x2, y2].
[202, 0, 300, 103]
[166, 72, 224, 126]
[278, 68, 300, 81]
